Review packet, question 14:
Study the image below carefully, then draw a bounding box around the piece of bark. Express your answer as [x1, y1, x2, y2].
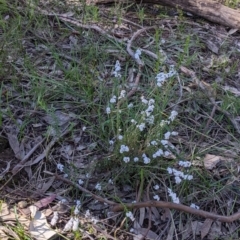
[88, 0, 240, 31]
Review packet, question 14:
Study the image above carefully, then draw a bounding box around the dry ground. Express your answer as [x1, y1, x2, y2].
[1, 0, 240, 239]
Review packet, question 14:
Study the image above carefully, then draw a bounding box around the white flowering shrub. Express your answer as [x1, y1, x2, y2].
[99, 63, 189, 187]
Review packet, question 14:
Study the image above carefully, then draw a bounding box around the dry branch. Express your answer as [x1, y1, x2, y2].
[91, 0, 240, 30]
[46, 172, 240, 223]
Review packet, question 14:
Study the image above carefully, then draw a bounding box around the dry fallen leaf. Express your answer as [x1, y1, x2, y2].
[203, 154, 221, 170]
[222, 86, 240, 97]
[200, 218, 213, 239]
[29, 205, 58, 240]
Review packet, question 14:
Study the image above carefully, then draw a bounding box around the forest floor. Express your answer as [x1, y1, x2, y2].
[1, 0, 240, 239]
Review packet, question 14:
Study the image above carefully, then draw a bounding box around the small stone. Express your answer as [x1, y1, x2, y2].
[18, 201, 28, 209]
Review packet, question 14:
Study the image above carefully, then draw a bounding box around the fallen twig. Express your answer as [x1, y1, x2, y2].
[44, 172, 240, 223]
[44, 171, 116, 205]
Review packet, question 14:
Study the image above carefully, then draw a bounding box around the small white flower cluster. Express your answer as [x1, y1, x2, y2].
[134, 48, 142, 60]
[142, 153, 151, 164]
[95, 183, 101, 191]
[128, 103, 134, 108]
[118, 135, 123, 140]
[133, 157, 139, 162]
[164, 131, 178, 140]
[153, 195, 160, 201]
[106, 107, 111, 114]
[190, 203, 200, 209]
[107, 89, 127, 115]
[178, 160, 192, 168]
[156, 65, 176, 87]
[110, 95, 117, 103]
[57, 163, 64, 172]
[154, 184, 160, 190]
[118, 90, 126, 99]
[160, 110, 178, 126]
[167, 160, 193, 184]
[168, 188, 180, 204]
[123, 156, 130, 163]
[133, 97, 155, 132]
[120, 144, 129, 153]
[126, 211, 135, 221]
[152, 149, 163, 158]
[113, 60, 121, 78]
[57, 163, 68, 178]
[78, 179, 84, 185]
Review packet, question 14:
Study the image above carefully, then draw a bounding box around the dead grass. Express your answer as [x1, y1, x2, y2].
[0, 0, 240, 239]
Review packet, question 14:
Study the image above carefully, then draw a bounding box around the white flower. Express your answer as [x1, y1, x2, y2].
[72, 217, 79, 231]
[76, 200, 81, 206]
[146, 115, 154, 125]
[118, 90, 126, 99]
[167, 167, 173, 174]
[151, 140, 158, 146]
[109, 140, 114, 145]
[64, 173, 68, 178]
[123, 157, 130, 163]
[60, 199, 68, 204]
[153, 195, 160, 201]
[175, 176, 182, 184]
[118, 135, 123, 140]
[153, 184, 160, 190]
[57, 163, 64, 172]
[126, 211, 135, 221]
[134, 157, 139, 162]
[148, 99, 155, 105]
[141, 96, 148, 104]
[161, 140, 168, 146]
[82, 126, 86, 131]
[110, 95, 117, 103]
[172, 169, 184, 178]
[143, 156, 151, 164]
[113, 60, 121, 78]
[190, 203, 200, 210]
[178, 160, 192, 168]
[168, 188, 180, 204]
[171, 131, 178, 136]
[120, 145, 129, 153]
[108, 179, 113, 184]
[145, 105, 154, 116]
[128, 103, 133, 108]
[164, 151, 170, 157]
[131, 119, 137, 124]
[153, 149, 163, 158]
[95, 183, 101, 191]
[164, 131, 171, 140]
[169, 110, 178, 121]
[50, 212, 59, 226]
[137, 123, 146, 131]
[183, 174, 193, 180]
[134, 48, 142, 60]
[106, 107, 111, 114]
[78, 179, 84, 185]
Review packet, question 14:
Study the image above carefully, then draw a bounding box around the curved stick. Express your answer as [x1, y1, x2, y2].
[45, 172, 240, 223]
